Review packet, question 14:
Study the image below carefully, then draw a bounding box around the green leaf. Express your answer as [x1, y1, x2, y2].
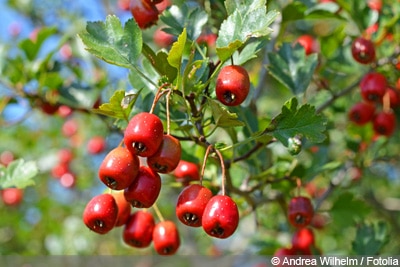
[207, 98, 245, 128]
[18, 27, 57, 61]
[216, 0, 279, 61]
[160, 4, 208, 41]
[167, 28, 187, 69]
[269, 98, 327, 147]
[352, 221, 389, 255]
[142, 44, 177, 82]
[330, 192, 371, 230]
[267, 43, 318, 95]
[91, 89, 140, 120]
[0, 159, 38, 189]
[78, 15, 142, 68]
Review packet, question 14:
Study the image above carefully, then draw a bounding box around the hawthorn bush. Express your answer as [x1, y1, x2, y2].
[0, 0, 399, 257]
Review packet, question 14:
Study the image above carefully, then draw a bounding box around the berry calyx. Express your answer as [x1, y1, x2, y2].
[351, 37, 376, 64]
[176, 184, 213, 227]
[123, 210, 155, 248]
[288, 196, 314, 228]
[147, 134, 181, 174]
[124, 166, 161, 208]
[373, 111, 396, 137]
[360, 72, 387, 103]
[202, 195, 239, 239]
[348, 102, 376, 125]
[82, 193, 118, 234]
[152, 220, 180, 255]
[98, 147, 140, 190]
[216, 65, 250, 106]
[124, 112, 164, 157]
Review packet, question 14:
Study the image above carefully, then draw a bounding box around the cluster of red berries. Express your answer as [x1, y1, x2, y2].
[348, 37, 398, 137]
[274, 196, 322, 256]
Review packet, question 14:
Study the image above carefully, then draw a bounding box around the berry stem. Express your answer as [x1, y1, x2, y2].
[382, 90, 391, 113]
[152, 203, 165, 222]
[149, 83, 169, 114]
[200, 145, 213, 186]
[214, 148, 227, 196]
[166, 90, 172, 135]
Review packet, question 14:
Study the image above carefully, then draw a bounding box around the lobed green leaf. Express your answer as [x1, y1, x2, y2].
[207, 98, 245, 128]
[0, 159, 38, 189]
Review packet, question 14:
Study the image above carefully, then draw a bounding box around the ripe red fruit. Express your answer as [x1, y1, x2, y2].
[51, 162, 70, 179]
[58, 148, 73, 164]
[202, 195, 239, 239]
[367, 0, 382, 11]
[117, 0, 130, 11]
[288, 196, 314, 228]
[112, 191, 132, 227]
[173, 160, 200, 185]
[130, 0, 159, 29]
[124, 112, 164, 157]
[153, 27, 176, 48]
[296, 35, 318, 55]
[386, 88, 400, 108]
[147, 134, 181, 173]
[59, 172, 76, 188]
[87, 136, 106, 154]
[82, 193, 118, 234]
[274, 247, 296, 256]
[123, 210, 155, 248]
[292, 227, 315, 253]
[144, 0, 164, 6]
[98, 147, 140, 190]
[348, 102, 376, 125]
[360, 72, 387, 102]
[176, 184, 213, 227]
[351, 37, 376, 64]
[152, 220, 180, 255]
[373, 111, 397, 137]
[40, 101, 59, 115]
[0, 151, 14, 166]
[124, 166, 161, 208]
[197, 32, 218, 47]
[216, 65, 250, 106]
[62, 118, 79, 137]
[1, 188, 23, 206]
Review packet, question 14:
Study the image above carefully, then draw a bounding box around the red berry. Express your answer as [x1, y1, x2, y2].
[117, 0, 130, 11]
[348, 102, 376, 125]
[291, 227, 315, 253]
[386, 88, 400, 108]
[274, 247, 296, 256]
[367, 0, 382, 11]
[82, 193, 118, 234]
[51, 162, 70, 179]
[147, 134, 181, 173]
[1, 188, 23, 206]
[40, 101, 59, 115]
[123, 210, 155, 248]
[59, 172, 76, 188]
[58, 148, 74, 163]
[202, 195, 239, 239]
[153, 27, 176, 48]
[98, 147, 140, 190]
[62, 118, 79, 137]
[112, 191, 132, 227]
[1, 151, 15, 166]
[351, 37, 376, 64]
[124, 112, 164, 157]
[152, 220, 180, 255]
[124, 166, 161, 208]
[360, 72, 387, 102]
[173, 160, 200, 185]
[197, 32, 218, 47]
[143, 0, 164, 6]
[216, 65, 250, 106]
[130, 0, 159, 29]
[373, 111, 396, 137]
[176, 184, 213, 227]
[296, 35, 318, 55]
[87, 136, 106, 154]
[288, 196, 314, 228]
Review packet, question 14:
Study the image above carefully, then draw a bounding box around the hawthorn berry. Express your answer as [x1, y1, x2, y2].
[291, 227, 315, 253]
[360, 72, 387, 102]
[124, 166, 161, 208]
[124, 112, 164, 157]
[152, 220, 180, 255]
[288, 196, 314, 228]
[173, 160, 200, 185]
[153, 27, 176, 48]
[386, 88, 400, 108]
[202, 195, 239, 239]
[147, 134, 182, 174]
[87, 136, 106, 154]
[296, 35, 318, 55]
[112, 191, 132, 227]
[216, 65, 250, 106]
[123, 210, 155, 248]
[351, 37, 376, 64]
[1, 188, 23, 206]
[98, 147, 140, 190]
[82, 193, 118, 234]
[348, 102, 376, 125]
[176, 184, 213, 227]
[130, 0, 159, 29]
[373, 111, 396, 137]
